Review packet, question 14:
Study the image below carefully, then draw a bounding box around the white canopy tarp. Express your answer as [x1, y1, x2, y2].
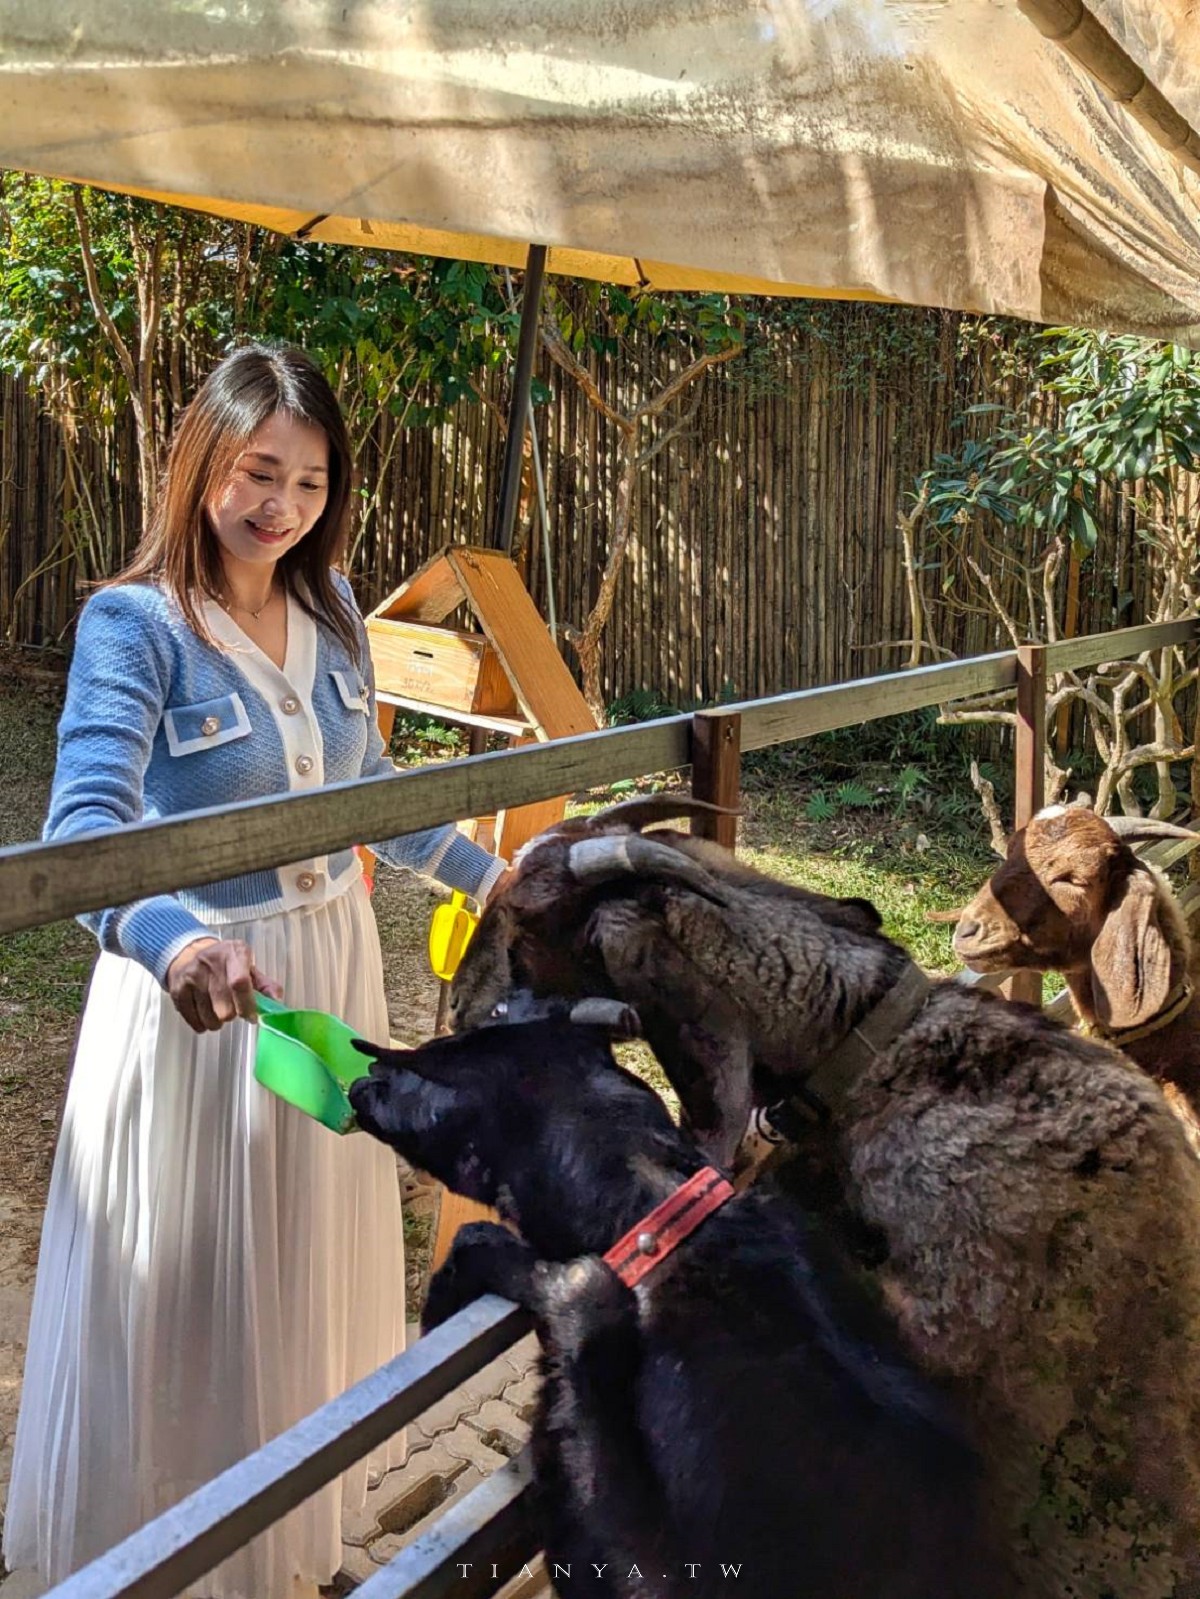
[1, 0, 1198, 341]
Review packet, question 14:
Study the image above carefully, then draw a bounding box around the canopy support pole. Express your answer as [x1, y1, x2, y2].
[1018, 0, 1200, 176]
[493, 244, 547, 553]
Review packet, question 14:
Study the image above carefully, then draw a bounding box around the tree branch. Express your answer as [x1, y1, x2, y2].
[73, 190, 137, 398]
[898, 479, 932, 670]
[970, 759, 1009, 855]
[635, 386, 706, 469]
[966, 555, 1024, 648]
[634, 341, 742, 422]
[540, 314, 632, 433]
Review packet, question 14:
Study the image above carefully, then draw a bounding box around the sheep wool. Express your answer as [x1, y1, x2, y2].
[847, 985, 1200, 1599]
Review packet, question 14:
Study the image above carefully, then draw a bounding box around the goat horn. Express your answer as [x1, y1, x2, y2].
[568, 998, 642, 1036]
[1104, 816, 1200, 846]
[568, 834, 732, 903]
[586, 794, 742, 833]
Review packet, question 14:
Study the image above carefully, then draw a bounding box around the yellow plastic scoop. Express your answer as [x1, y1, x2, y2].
[428, 891, 480, 981]
[252, 993, 367, 1134]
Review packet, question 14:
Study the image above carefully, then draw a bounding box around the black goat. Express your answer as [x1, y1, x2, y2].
[445, 801, 1200, 1598]
[349, 1007, 1004, 1599]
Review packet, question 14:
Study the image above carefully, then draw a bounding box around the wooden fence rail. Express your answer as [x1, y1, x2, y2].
[3, 619, 1193, 938]
[6, 615, 1196, 1599]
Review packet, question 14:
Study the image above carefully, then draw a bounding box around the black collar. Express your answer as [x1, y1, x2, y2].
[803, 961, 932, 1115]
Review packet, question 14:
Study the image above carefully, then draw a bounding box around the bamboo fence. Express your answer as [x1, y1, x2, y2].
[0, 312, 1183, 708]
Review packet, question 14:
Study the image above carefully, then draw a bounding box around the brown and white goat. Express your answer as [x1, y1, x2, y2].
[449, 795, 1200, 1599]
[954, 805, 1200, 1135]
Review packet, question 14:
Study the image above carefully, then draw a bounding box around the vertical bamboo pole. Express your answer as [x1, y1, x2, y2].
[691, 709, 742, 851]
[1054, 544, 1081, 756]
[1005, 642, 1047, 1007]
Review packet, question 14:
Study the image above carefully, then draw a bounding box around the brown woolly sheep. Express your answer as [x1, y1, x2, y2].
[449, 796, 1200, 1599]
[954, 805, 1200, 1141]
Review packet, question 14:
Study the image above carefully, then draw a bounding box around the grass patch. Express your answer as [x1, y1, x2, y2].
[738, 787, 992, 974]
[0, 923, 95, 1037]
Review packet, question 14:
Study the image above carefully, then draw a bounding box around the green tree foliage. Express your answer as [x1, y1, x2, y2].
[733, 298, 950, 407]
[0, 174, 519, 549]
[909, 325, 1200, 819]
[0, 176, 136, 429]
[920, 327, 1200, 556]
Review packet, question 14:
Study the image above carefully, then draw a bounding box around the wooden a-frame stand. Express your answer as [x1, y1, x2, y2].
[364, 545, 596, 1270]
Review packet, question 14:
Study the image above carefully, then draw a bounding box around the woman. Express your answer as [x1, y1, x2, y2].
[3, 345, 504, 1598]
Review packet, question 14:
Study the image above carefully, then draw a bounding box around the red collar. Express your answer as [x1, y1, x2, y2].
[603, 1166, 735, 1288]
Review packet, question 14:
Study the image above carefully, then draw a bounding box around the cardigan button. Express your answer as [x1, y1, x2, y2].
[280, 695, 300, 716]
[295, 754, 314, 776]
[200, 715, 220, 737]
[296, 871, 316, 893]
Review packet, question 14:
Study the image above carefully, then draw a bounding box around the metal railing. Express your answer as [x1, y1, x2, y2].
[3, 616, 1195, 1599]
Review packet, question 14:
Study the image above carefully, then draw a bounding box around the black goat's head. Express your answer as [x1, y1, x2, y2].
[448, 794, 739, 1031]
[349, 1002, 677, 1260]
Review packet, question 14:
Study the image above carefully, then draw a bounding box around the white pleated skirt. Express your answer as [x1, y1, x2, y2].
[4, 880, 407, 1599]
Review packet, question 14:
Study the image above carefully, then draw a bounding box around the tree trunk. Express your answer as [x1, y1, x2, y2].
[540, 300, 742, 722]
[568, 430, 638, 719]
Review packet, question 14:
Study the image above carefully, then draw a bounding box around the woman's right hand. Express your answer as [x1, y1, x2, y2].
[165, 938, 284, 1033]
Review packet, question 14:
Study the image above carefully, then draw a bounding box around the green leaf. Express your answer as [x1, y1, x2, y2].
[1066, 499, 1099, 551]
[835, 781, 877, 809]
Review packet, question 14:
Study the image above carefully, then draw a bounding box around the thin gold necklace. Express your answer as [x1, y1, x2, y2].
[221, 585, 276, 622]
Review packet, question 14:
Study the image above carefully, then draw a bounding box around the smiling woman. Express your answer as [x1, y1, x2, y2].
[206, 414, 334, 670]
[2, 344, 506, 1599]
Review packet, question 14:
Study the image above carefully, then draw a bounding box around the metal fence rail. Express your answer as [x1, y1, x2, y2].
[43, 1299, 532, 1599]
[5, 615, 1196, 1599]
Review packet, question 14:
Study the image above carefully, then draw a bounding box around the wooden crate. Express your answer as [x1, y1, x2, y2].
[365, 616, 519, 720]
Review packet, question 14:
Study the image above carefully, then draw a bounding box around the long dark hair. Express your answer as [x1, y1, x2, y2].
[112, 343, 362, 663]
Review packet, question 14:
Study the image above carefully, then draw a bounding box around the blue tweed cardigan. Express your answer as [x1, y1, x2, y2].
[46, 575, 504, 984]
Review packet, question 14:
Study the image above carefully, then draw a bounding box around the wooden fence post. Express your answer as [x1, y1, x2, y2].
[1005, 642, 1047, 1007]
[691, 709, 742, 850]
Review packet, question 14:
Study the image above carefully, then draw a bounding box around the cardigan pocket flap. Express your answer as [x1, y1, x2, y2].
[164, 692, 252, 756]
[330, 670, 369, 713]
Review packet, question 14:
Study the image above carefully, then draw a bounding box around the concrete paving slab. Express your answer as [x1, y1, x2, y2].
[437, 1422, 518, 1475]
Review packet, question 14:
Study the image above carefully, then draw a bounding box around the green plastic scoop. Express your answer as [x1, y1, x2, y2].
[252, 993, 370, 1134]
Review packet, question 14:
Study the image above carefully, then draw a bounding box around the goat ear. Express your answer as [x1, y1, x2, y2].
[1089, 873, 1174, 1030]
[374, 1035, 474, 1085]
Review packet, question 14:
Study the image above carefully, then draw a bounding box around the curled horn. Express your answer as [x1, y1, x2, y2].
[585, 794, 742, 833]
[568, 834, 732, 903]
[1104, 816, 1200, 847]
